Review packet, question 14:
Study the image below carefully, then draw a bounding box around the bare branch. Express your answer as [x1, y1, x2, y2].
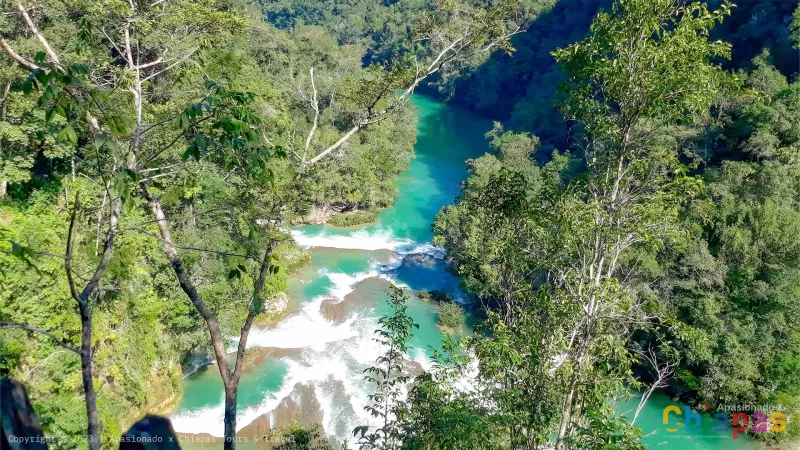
[5, 11, 102, 133]
[302, 66, 320, 164]
[0, 36, 38, 70]
[142, 48, 197, 82]
[632, 345, 676, 424]
[16, 3, 61, 68]
[0, 323, 80, 354]
[300, 15, 523, 169]
[303, 124, 361, 167]
[136, 57, 164, 70]
[140, 170, 181, 182]
[79, 197, 121, 303]
[123, 23, 135, 70]
[101, 27, 127, 66]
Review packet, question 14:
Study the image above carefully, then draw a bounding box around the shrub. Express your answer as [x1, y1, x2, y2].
[436, 302, 465, 330]
[418, 290, 452, 303]
[328, 210, 379, 227]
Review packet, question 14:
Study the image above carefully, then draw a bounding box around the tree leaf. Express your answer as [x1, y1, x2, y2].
[65, 125, 78, 144]
[248, 225, 258, 241]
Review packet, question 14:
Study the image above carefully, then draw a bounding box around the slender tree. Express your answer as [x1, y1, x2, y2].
[355, 286, 418, 450]
[548, 0, 735, 446]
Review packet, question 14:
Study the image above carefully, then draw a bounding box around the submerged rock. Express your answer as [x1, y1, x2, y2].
[403, 253, 438, 268]
[237, 382, 328, 448]
[242, 347, 301, 373]
[319, 277, 394, 324]
[319, 297, 347, 324]
[293, 203, 358, 225]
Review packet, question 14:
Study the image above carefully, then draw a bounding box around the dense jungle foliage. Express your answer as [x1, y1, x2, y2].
[0, 0, 520, 446]
[430, 1, 800, 448]
[1, 0, 799, 449]
[442, 0, 799, 153]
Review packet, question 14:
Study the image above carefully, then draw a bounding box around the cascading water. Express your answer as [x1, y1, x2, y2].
[170, 96, 757, 450]
[170, 95, 488, 444]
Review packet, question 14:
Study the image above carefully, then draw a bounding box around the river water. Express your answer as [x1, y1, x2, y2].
[170, 96, 756, 450]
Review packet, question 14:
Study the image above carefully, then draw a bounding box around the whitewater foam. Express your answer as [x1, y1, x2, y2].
[323, 269, 377, 300]
[290, 227, 447, 262]
[173, 240, 449, 441]
[290, 228, 412, 251]
[173, 318, 388, 439]
[395, 242, 446, 259]
[245, 268, 379, 350]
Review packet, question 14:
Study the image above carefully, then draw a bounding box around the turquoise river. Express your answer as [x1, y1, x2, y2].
[171, 95, 757, 450]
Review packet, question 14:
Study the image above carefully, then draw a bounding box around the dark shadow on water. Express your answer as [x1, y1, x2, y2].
[424, 0, 609, 153]
[387, 253, 464, 299]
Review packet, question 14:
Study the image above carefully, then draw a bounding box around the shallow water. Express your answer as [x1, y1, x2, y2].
[172, 95, 757, 449]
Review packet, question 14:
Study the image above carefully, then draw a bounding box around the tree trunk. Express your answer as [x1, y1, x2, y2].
[0, 82, 7, 202]
[222, 226, 280, 449]
[65, 193, 117, 450]
[145, 194, 233, 372]
[223, 384, 238, 450]
[143, 188, 284, 449]
[79, 301, 101, 450]
[556, 345, 589, 450]
[555, 381, 574, 450]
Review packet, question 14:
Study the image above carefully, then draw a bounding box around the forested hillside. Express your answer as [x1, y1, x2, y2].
[0, 0, 521, 447]
[646, 58, 800, 435]
[442, 0, 799, 153]
[431, 0, 800, 448]
[1, 0, 799, 449]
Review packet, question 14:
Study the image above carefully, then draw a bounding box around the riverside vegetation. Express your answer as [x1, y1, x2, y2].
[1, 0, 799, 449]
[0, 0, 522, 447]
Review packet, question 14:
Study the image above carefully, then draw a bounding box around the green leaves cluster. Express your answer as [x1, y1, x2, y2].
[553, 0, 735, 140]
[356, 286, 418, 450]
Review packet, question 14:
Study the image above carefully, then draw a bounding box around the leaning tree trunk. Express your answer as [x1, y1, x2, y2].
[143, 187, 284, 450]
[222, 228, 279, 450]
[78, 301, 101, 450]
[555, 375, 576, 450]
